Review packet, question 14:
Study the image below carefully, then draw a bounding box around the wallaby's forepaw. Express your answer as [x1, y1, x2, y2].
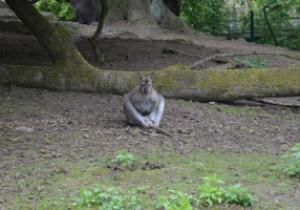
[143, 118, 154, 128]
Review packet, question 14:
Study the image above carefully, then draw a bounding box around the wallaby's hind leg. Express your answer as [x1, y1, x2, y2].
[123, 98, 152, 127]
[149, 95, 165, 127]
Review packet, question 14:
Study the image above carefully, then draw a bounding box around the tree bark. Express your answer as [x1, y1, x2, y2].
[1, 64, 300, 102]
[154, 0, 185, 31]
[5, 0, 96, 89]
[163, 0, 181, 16]
[105, 0, 185, 31]
[89, 0, 108, 63]
[127, 0, 156, 24]
[263, 6, 279, 46]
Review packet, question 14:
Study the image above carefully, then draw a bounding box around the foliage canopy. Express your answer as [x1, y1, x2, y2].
[181, 0, 300, 50]
[34, 0, 74, 21]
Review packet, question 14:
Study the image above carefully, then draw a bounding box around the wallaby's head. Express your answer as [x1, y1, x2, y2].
[139, 73, 154, 94]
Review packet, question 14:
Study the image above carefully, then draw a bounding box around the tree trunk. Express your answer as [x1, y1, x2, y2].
[5, 0, 89, 67]
[163, 0, 181, 16]
[106, 0, 185, 31]
[1, 64, 300, 102]
[89, 0, 108, 63]
[106, 0, 157, 24]
[5, 0, 96, 89]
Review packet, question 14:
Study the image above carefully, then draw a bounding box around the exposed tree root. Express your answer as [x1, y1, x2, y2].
[152, 127, 173, 138]
[251, 98, 300, 108]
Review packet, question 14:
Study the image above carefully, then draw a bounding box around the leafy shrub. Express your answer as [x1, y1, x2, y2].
[198, 175, 226, 206]
[112, 152, 135, 168]
[224, 184, 254, 207]
[181, 0, 300, 50]
[75, 185, 142, 209]
[156, 190, 194, 210]
[156, 175, 254, 208]
[252, 0, 300, 46]
[181, 0, 229, 35]
[234, 57, 268, 68]
[34, 0, 75, 21]
[237, 0, 300, 50]
[283, 143, 300, 176]
[198, 175, 254, 207]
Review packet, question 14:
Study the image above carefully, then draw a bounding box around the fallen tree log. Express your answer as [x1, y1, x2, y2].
[1, 64, 300, 102]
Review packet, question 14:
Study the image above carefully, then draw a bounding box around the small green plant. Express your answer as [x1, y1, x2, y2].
[234, 57, 268, 68]
[198, 175, 226, 206]
[34, 0, 75, 21]
[75, 185, 142, 210]
[195, 161, 205, 171]
[156, 190, 194, 210]
[112, 152, 135, 167]
[283, 143, 300, 176]
[224, 184, 254, 207]
[198, 175, 254, 207]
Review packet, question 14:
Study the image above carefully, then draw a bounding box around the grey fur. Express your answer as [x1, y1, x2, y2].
[123, 74, 165, 128]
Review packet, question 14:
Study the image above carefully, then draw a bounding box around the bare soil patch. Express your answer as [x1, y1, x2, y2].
[1, 29, 300, 70]
[0, 86, 300, 208]
[0, 32, 220, 70]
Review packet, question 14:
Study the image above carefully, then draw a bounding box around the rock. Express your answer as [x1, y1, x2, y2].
[142, 161, 164, 170]
[0, 1, 8, 9]
[15, 126, 34, 133]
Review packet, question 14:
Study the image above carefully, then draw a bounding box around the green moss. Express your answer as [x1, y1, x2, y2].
[155, 64, 196, 89]
[45, 63, 96, 90]
[200, 68, 298, 89]
[155, 64, 300, 99]
[53, 24, 71, 40]
[3, 65, 48, 88]
[3, 64, 300, 101]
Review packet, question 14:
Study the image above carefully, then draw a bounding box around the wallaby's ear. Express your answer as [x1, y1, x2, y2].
[150, 72, 154, 80]
[140, 73, 145, 81]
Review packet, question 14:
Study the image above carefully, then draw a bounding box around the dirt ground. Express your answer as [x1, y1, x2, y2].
[1, 33, 300, 71]
[0, 33, 218, 70]
[1, 21, 300, 70]
[1, 86, 300, 208]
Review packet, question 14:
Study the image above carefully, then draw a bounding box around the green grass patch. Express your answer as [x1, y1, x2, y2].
[6, 150, 300, 209]
[234, 57, 268, 69]
[282, 143, 300, 177]
[110, 152, 136, 168]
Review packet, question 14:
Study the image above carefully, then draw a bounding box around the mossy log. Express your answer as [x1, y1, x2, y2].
[1, 64, 300, 102]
